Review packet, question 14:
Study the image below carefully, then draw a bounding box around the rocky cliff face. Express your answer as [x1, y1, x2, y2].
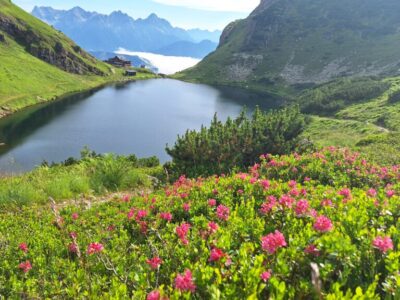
[0, 13, 104, 75]
[182, 0, 400, 88]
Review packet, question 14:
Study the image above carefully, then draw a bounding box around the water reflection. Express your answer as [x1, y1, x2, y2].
[0, 79, 280, 172]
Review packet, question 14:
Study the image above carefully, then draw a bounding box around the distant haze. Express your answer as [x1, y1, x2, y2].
[116, 49, 200, 74]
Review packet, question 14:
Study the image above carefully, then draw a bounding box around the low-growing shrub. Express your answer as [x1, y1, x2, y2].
[388, 89, 400, 103]
[166, 106, 307, 178]
[299, 78, 390, 115]
[0, 148, 398, 298]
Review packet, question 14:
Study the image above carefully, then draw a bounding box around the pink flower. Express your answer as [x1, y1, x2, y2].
[216, 205, 230, 221]
[260, 179, 270, 189]
[176, 223, 191, 245]
[289, 188, 300, 197]
[69, 231, 78, 239]
[304, 244, 320, 256]
[225, 256, 233, 267]
[386, 190, 395, 198]
[260, 270, 272, 282]
[136, 210, 148, 220]
[313, 216, 333, 232]
[279, 195, 295, 208]
[295, 199, 309, 216]
[68, 242, 78, 254]
[159, 212, 172, 222]
[261, 230, 287, 254]
[321, 199, 333, 207]
[175, 269, 196, 293]
[146, 257, 163, 269]
[72, 213, 79, 220]
[182, 202, 190, 212]
[309, 209, 318, 218]
[122, 195, 130, 202]
[208, 221, 219, 233]
[338, 188, 352, 202]
[259, 196, 277, 215]
[367, 189, 377, 197]
[146, 290, 160, 300]
[18, 243, 28, 253]
[373, 236, 393, 253]
[288, 180, 297, 188]
[127, 208, 136, 220]
[209, 248, 225, 262]
[87, 242, 104, 255]
[208, 199, 217, 207]
[18, 260, 32, 273]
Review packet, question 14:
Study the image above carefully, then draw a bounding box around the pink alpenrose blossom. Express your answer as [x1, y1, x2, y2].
[373, 236, 393, 253]
[146, 290, 160, 300]
[261, 230, 287, 254]
[208, 221, 219, 234]
[146, 257, 163, 269]
[260, 270, 272, 282]
[209, 248, 225, 262]
[18, 243, 28, 253]
[313, 216, 333, 232]
[175, 269, 196, 293]
[216, 205, 230, 221]
[176, 223, 191, 245]
[87, 242, 104, 255]
[18, 260, 32, 273]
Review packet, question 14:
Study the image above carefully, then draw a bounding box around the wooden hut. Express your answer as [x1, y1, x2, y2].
[104, 56, 131, 68]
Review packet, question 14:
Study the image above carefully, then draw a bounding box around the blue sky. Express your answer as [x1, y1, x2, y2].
[13, 0, 260, 30]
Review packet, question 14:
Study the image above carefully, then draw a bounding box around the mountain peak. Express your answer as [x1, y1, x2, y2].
[146, 13, 159, 20]
[183, 0, 400, 88]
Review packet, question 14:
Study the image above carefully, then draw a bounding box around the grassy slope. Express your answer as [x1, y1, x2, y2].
[302, 77, 400, 164]
[0, 0, 156, 114]
[0, 154, 163, 208]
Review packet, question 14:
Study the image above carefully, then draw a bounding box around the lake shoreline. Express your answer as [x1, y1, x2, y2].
[0, 79, 276, 173]
[0, 74, 159, 122]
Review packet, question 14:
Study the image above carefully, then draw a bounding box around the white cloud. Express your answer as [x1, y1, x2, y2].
[116, 49, 201, 74]
[151, 0, 260, 13]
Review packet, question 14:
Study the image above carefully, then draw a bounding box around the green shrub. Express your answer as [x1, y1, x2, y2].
[299, 78, 390, 115]
[166, 106, 306, 178]
[88, 155, 130, 193]
[0, 149, 398, 298]
[388, 89, 400, 103]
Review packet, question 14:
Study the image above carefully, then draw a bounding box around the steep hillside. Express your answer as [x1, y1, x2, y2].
[0, 0, 154, 116]
[0, 0, 109, 75]
[179, 0, 400, 92]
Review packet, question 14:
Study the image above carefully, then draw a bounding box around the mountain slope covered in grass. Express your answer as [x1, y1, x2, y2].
[179, 0, 400, 92]
[0, 0, 154, 117]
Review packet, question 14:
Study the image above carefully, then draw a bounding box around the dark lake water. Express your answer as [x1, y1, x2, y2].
[0, 79, 280, 173]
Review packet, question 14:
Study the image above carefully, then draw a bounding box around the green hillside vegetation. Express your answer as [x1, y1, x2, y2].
[0, 148, 399, 298]
[0, 0, 155, 116]
[178, 0, 400, 94]
[0, 150, 163, 208]
[299, 76, 400, 164]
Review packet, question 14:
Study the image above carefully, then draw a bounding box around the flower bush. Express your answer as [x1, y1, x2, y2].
[0, 148, 398, 298]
